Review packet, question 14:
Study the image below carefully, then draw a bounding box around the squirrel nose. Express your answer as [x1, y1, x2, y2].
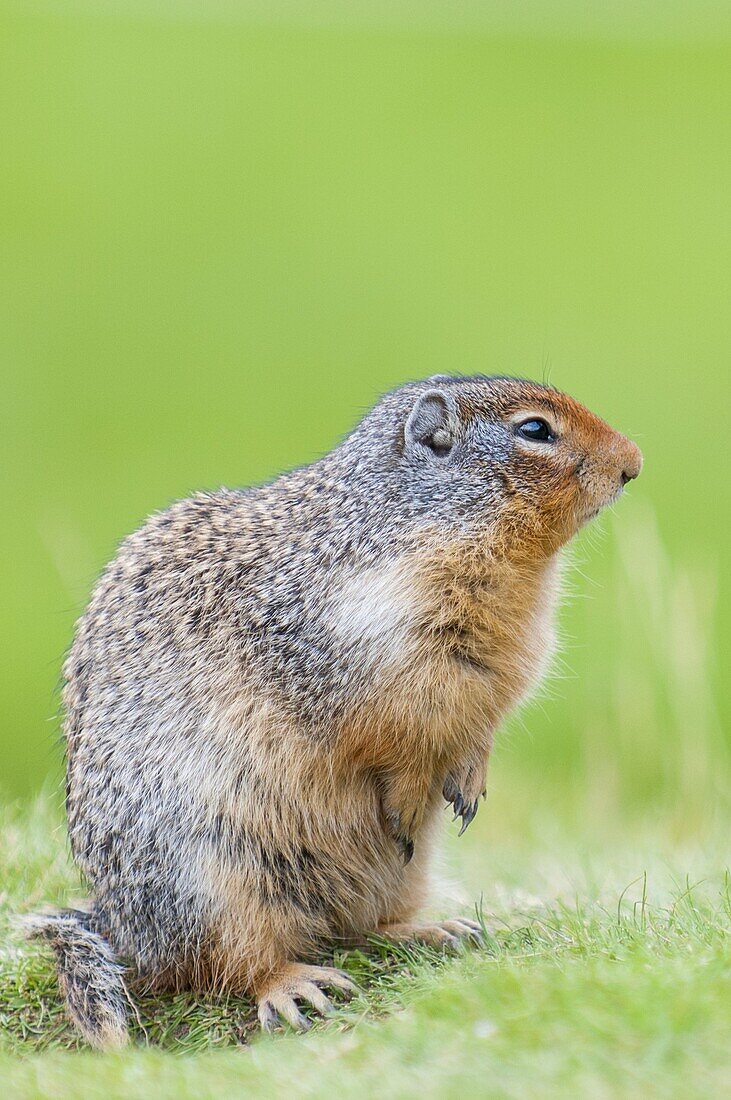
[619, 440, 643, 484]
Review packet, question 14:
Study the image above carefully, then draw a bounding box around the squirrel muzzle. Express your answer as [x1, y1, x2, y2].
[575, 430, 643, 525]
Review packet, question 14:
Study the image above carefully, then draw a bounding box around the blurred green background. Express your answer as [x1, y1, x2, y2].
[1, 1, 729, 828]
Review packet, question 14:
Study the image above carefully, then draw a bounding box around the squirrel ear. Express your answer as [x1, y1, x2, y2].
[404, 389, 459, 458]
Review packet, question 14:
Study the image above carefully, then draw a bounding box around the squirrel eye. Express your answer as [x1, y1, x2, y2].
[517, 418, 555, 443]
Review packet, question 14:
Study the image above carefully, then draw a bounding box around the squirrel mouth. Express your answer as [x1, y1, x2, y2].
[581, 486, 626, 526]
[578, 502, 606, 527]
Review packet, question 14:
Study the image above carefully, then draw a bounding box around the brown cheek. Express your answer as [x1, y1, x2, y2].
[492, 480, 567, 559]
[539, 469, 582, 544]
[495, 451, 583, 558]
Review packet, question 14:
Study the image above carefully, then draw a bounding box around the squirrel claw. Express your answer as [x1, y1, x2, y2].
[457, 801, 478, 836]
[448, 795, 479, 835]
[256, 964, 357, 1033]
[393, 828, 414, 864]
[444, 771, 483, 835]
[400, 837, 414, 864]
[385, 810, 415, 864]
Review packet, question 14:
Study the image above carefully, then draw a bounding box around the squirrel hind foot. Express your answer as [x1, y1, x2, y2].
[256, 962, 357, 1033]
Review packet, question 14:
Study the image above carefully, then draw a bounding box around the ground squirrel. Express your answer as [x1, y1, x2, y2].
[27, 374, 642, 1047]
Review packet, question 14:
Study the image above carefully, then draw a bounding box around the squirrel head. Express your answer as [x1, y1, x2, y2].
[380, 375, 642, 559]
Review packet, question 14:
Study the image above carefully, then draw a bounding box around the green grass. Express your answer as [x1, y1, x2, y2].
[2, 797, 729, 1098]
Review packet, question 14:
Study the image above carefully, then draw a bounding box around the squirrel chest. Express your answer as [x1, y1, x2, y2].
[330, 544, 561, 762]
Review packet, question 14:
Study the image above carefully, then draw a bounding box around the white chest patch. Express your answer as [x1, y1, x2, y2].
[328, 559, 420, 672]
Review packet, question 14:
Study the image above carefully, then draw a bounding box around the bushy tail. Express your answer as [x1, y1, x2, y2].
[23, 910, 131, 1049]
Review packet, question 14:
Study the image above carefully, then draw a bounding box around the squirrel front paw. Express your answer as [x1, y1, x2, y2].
[380, 777, 429, 864]
[384, 809, 415, 864]
[443, 768, 486, 836]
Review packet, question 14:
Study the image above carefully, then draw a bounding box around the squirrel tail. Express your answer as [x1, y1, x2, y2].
[23, 909, 131, 1049]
